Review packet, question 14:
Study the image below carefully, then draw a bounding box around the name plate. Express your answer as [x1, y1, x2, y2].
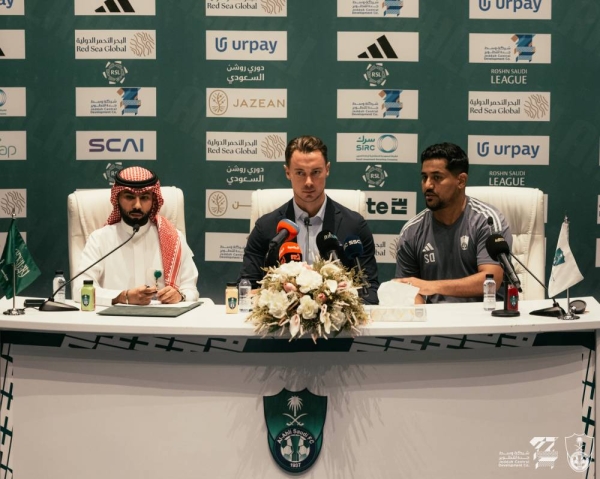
[366, 305, 427, 322]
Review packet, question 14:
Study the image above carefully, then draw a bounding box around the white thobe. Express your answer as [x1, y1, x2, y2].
[73, 221, 199, 307]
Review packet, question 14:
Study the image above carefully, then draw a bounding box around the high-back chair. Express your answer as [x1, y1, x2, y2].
[249, 189, 367, 232]
[67, 187, 211, 303]
[466, 186, 545, 300]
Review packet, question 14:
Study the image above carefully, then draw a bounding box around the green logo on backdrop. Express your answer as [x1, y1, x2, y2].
[263, 388, 327, 474]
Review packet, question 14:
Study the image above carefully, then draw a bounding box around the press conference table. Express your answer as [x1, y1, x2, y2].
[1, 296, 599, 479]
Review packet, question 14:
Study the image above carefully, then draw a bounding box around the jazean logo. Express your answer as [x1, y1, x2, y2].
[364, 63, 388, 86]
[103, 61, 128, 84]
[263, 388, 327, 474]
[565, 434, 593, 472]
[362, 164, 388, 187]
[206, 88, 287, 118]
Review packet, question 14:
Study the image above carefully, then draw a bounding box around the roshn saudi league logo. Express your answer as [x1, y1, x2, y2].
[263, 388, 327, 474]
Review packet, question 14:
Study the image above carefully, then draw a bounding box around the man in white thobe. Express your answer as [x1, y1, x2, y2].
[73, 166, 199, 306]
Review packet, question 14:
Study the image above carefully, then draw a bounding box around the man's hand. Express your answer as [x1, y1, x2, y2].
[114, 285, 156, 305]
[394, 277, 437, 296]
[156, 286, 183, 304]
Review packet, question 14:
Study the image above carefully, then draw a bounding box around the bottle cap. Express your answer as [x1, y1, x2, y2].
[55, 270, 64, 275]
[485, 274, 494, 279]
[83, 280, 93, 285]
[226, 282, 238, 287]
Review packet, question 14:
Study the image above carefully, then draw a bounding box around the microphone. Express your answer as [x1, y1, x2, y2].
[39, 223, 141, 311]
[269, 219, 299, 248]
[279, 242, 303, 264]
[343, 235, 369, 296]
[485, 234, 522, 292]
[265, 219, 299, 267]
[316, 230, 341, 261]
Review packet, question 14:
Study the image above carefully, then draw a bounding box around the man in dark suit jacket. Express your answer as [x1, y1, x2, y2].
[239, 135, 379, 304]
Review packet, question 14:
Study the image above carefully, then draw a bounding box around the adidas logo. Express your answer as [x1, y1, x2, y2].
[358, 35, 398, 59]
[95, 0, 135, 13]
[422, 243, 434, 253]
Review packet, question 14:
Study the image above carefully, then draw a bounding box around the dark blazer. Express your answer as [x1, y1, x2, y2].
[239, 197, 379, 304]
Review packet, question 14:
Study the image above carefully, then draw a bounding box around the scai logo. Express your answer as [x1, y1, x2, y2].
[89, 137, 144, 152]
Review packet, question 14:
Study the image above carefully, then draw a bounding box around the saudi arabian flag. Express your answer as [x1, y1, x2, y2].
[0, 219, 41, 299]
[547, 217, 584, 298]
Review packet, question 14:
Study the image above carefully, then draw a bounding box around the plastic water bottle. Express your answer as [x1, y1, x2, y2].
[238, 277, 251, 313]
[483, 274, 496, 311]
[53, 270, 66, 303]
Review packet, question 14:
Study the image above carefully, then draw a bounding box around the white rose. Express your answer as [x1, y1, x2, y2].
[279, 261, 304, 277]
[296, 269, 323, 293]
[297, 295, 319, 320]
[319, 263, 343, 278]
[258, 289, 290, 319]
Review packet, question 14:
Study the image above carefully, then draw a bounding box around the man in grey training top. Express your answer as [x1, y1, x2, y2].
[394, 142, 511, 304]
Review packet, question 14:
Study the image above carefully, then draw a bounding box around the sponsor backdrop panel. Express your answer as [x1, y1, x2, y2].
[0, 0, 598, 307]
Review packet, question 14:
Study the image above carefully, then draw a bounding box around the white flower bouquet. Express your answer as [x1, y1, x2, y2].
[247, 259, 370, 341]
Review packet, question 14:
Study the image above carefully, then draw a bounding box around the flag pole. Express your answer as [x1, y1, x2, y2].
[3, 212, 25, 316]
[556, 216, 579, 320]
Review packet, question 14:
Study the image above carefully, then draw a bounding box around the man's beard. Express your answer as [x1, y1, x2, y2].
[119, 205, 150, 227]
[424, 194, 445, 212]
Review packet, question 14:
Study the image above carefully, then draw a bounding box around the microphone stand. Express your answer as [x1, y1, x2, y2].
[508, 253, 571, 319]
[39, 224, 140, 312]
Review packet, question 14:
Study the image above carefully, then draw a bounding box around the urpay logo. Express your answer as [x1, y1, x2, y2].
[468, 135, 549, 165]
[470, 0, 551, 19]
[207, 31, 287, 61]
[0, 0, 25, 15]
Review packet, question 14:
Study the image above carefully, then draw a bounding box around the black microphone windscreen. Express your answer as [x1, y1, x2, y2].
[343, 235, 363, 260]
[485, 234, 510, 261]
[316, 230, 340, 256]
[133, 223, 140, 233]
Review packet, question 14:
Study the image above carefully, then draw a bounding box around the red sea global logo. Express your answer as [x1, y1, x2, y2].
[262, 0, 286, 14]
[261, 134, 286, 159]
[0, 190, 25, 216]
[130, 32, 155, 57]
[209, 90, 228, 115]
[524, 94, 549, 119]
